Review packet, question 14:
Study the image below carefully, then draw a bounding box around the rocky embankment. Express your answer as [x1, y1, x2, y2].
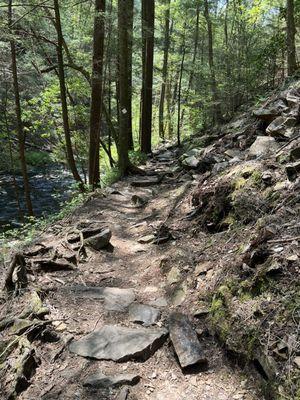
[181, 81, 300, 399]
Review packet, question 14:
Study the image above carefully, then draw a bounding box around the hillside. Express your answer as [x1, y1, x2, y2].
[0, 80, 299, 400]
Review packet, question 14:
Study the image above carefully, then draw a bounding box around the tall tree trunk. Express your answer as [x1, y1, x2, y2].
[140, 0, 154, 154]
[53, 0, 83, 187]
[8, 0, 34, 216]
[286, 0, 297, 76]
[177, 27, 186, 146]
[180, 2, 200, 126]
[127, 0, 134, 150]
[88, 0, 105, 188]
[117, 0, 131, 175]
[204, 0, 222, 124]
[159, 0, 171, 140]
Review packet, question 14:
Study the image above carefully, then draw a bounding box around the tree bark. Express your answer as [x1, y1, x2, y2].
[8, 0, 34, 216]
[177, 27, 186, 147]
[159, 0, 171, 140]
[88, 0, 105, 188]
[204, 0, 222, 124]
[140, 0, 155, 154]
[127, 0, 134, 150]
[286, 0, 297, 76]
[53, 0, 83, 187]
[117, 0, 131, 175]
[180, 1, 200, 126]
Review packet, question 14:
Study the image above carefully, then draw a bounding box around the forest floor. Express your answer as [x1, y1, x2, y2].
[0, 148, 265, 400]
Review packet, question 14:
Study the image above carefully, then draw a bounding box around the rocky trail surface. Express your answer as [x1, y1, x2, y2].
[0, 149, 264, 400]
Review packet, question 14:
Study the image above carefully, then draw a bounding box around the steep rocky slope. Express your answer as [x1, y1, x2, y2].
[182, 80, 300, 399]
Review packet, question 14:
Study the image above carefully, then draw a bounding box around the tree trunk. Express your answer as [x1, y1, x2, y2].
[88, 0, 105, 188]
[127, 0, 134, 150]
[140, 0, 155, 154]
[204, 0, 222, 124]
[117, 0, 131, 175]
[8, 0, 34, 216]
[159, 0, 171, 140]
[286, 0, 297, 76]
[180, 1, 200, 126]
[177, 27, 186, 147]
[53, 0, 83, 187]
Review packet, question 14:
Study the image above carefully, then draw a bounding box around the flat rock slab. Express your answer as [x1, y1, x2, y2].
[129, 304, 161, 326]
[69, 325, 168, 361]
[131, 177, 162, 187]
[83, 372, 140, 388]
[67, 286, 135, 312]
[169, 313, 208, 369]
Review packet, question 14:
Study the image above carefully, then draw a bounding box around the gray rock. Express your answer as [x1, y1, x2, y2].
[286, 88, 300, 106]
[167, 267, 181, 284]
[169, 313, 207, 369]
[129, 304, 161, 326]
[138, 234, 155, 244]
[131, 176, 162, 187]
[69, 325, 168, 361]
[68, 286, 135, 312]
[83, 372, 140, 388]
[253, 100, 289, 121]
[248, 136, 279, 158]
[182, 155, 200, 169]
[84, 228, 112, 250]
[115, 387, 129, 400]
[150, 297, 168, 308]
[266, 116, 297, 138]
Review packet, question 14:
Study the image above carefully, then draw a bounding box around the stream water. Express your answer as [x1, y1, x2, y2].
[0, 166, 74, 233]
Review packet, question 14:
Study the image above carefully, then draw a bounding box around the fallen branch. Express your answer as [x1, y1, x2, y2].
[268, 236, 300, 244]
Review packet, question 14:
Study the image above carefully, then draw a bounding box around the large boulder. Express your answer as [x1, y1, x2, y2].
[248, 136, 279, 158]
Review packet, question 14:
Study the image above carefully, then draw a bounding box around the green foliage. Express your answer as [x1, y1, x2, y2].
[26, 151, 52, 168]
[129, 150, 147, 165]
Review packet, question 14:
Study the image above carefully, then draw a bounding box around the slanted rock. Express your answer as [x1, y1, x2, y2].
[84, 228, 112, 250]
[69, 325, 168, 361]
[68, 286, 135, 312]
[83, 372, 140, 388]
[248, 136, 279, 158]
[129, 304, 161, 326]
[266, 116, 297, 138]
[169, 313, 207, 369]
[167, 267, 181, 284]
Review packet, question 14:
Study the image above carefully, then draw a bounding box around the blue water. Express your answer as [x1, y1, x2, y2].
[0, 166, 74, 232]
